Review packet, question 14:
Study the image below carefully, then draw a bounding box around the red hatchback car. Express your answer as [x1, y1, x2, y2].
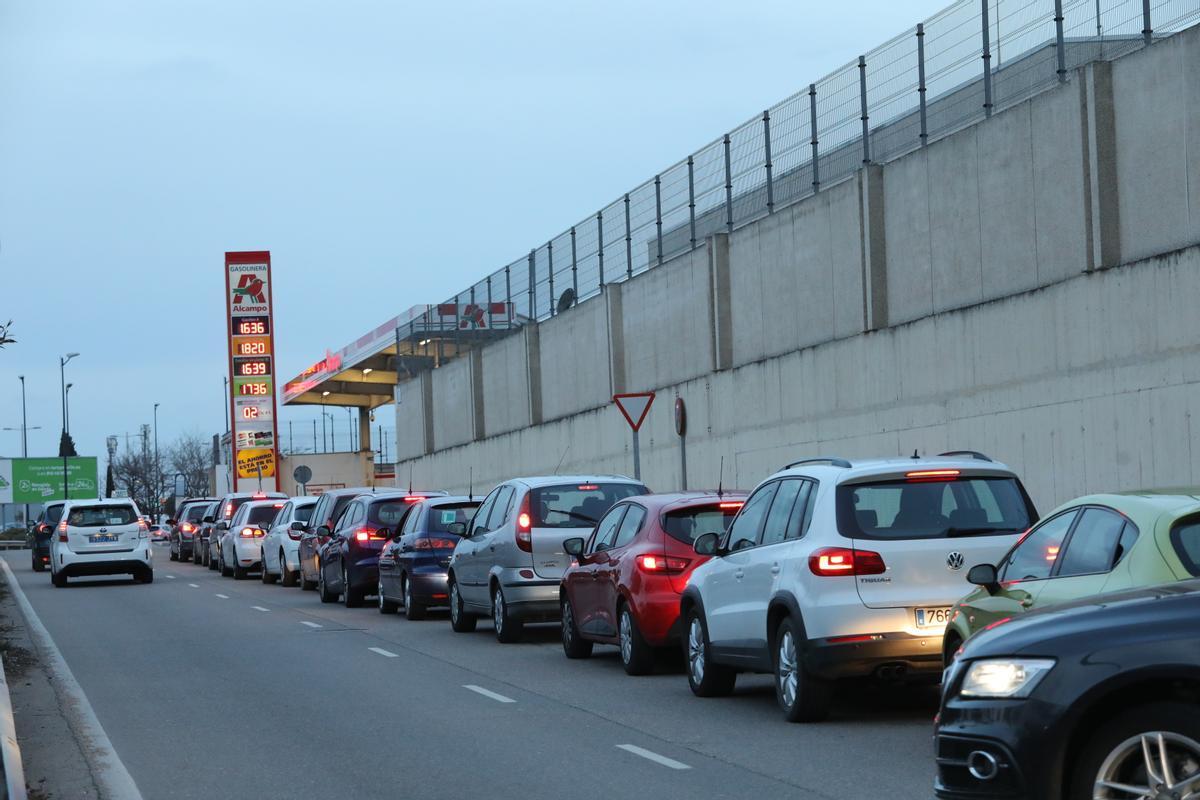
[560, 491, 746, 675]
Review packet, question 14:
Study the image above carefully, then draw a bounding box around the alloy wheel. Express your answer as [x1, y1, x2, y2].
[687, 617, 706, 684]
[777, 631, 798, 709]
[1094, 732, 1200, 799]
[404, 578, 412, 610]
[493, 589, 504, 635]
[619, 610, 633, 665]
[450, 583, 461, 624]
[562, 601, 575, 647]
[378, 580, 385, 610]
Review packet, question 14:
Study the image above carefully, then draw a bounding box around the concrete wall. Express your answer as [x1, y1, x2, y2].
[430, 357, 474, 450]
[537, 288, 612, 421]
[480, 328, 532, 436]
[393, 374, 427, 461]
[278, 452, 375, 495]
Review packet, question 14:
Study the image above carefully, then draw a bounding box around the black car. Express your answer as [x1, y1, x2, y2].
[317, 492, 446, 607]
[28, 502, 65, 572]
[378, 495, 480, 619]
[935, 579, 1200, 800]
[169, 497, 216, 562]
[196, 501, 220, 567]
[296, 487, 372, 591]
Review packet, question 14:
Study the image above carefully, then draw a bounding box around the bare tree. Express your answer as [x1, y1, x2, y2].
[0, 320, 14, 349]
[168, 432, 213, 497]
[112, 450, 157, 514]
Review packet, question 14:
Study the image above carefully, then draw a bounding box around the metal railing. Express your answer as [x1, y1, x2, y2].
[400, 0, 1200, 346]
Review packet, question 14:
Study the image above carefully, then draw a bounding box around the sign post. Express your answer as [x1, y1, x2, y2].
[674, 396, 687, 490]
[612, 393, 655, 481]
[225, 251, 281, 492]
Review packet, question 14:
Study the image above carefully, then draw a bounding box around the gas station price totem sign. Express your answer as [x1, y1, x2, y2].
[225, 251, 281, 491]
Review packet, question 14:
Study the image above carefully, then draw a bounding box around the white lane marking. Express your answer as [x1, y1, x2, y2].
[215, 593, 229, 599]
[0, 559, 146, 798]
[463, 685, 516, 704]
[251, 606, 269, 612]
[368, 647, 398, 658]
[165, 575, 176, 579]
[616, 744, 691, 770]
[187, 583, 199, 588]
[299, 621, 322, 629]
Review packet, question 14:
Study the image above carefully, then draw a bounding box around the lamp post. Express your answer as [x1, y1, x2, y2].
[19, 375, 29, 524]
[59, 352, 80, 499]
[65, 383, 73, 433]
[153, 403, 160, 523]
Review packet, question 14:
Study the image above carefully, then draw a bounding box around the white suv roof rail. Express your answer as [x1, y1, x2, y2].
[784, 457, 852, 470]
[936, 450, 994, 462]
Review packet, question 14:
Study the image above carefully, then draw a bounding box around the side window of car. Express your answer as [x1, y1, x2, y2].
[488, 486, 516, 531]
[471, 489, 500, 536]
[761, 480, 803, 546]
[727, 482, 779, 551]
[589, 506, 627, 553]
[1001, 510, 1078, 582]
[1055, 507, 1130, 578]
[1112, 521, 1139, 568]
[311, 496, 329, 530]
[785, 481, 815, 540]
[277, 502, 291, 525]
[612, 504, 647, 549]
[401, 506, 422, 535]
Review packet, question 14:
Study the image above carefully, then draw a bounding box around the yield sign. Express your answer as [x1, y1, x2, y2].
[613, 392, 655, 431]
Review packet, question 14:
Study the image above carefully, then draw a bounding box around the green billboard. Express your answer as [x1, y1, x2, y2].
[0, 458, 99, 503]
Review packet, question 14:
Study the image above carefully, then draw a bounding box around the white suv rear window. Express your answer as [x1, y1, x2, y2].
[68, 506, 137, 527]
[837, 477, 1033, 540]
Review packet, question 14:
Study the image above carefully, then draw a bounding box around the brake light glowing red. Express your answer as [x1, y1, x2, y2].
[355, 529, 387, 542]
[637, 555, 691, 573]
[516, 493, 532, 552]
[577, 485, 598, 491]
[905, 469, 961, 481]
[273, 503, 284, 508]
[57, 519, 68, 541]
[414, 537, 458, 550]
[718, 501, 744, 509]
[808, 547, 886, 576]
[239, 527, 259, 538]
[404, 496, 426, 503]
[253, 492, 266, 499]
[180, 522, 195, 533]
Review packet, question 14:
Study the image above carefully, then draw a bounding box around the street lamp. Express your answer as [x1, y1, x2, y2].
[18, 375, 29, 524]
[59, 352, 80, 499]
[153, 403, 160, 523]
[65, 383, 73, 433]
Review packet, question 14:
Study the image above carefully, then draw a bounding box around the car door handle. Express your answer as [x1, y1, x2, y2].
[1020, 598, 1034, 607]
[734, 570, 744, 580]
[770, 564, 780, 575]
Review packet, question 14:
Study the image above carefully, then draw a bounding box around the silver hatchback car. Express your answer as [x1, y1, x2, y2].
[447, 475, 648, 642]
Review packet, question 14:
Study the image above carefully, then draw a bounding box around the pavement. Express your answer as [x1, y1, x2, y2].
[1, 545, 940, 800]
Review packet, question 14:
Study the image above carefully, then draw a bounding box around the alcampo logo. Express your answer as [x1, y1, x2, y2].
[233, 274, 267, 305]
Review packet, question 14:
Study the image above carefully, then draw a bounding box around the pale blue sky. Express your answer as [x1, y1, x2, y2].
[0, 0, 946, 461]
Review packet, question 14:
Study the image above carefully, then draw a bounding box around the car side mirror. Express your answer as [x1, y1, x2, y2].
[446, 522, 466, 536]
[216, 521, 229, 531]
[967, 563, 1000, 593]
[290, 520, 306, 531]
[166, 519, 177, 526]
[563, 537, 585, 557]
[376, 528, 391, 540]
[693, 532, 721, 557]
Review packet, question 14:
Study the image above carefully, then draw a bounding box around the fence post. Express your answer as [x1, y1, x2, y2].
[762, 110, 774, 213]
[917, 24, 929, 144]
[723, 133, 733, 232]
[624, 192, 633, 279]
[809, 83, 820, 192]
[1142, 0, 1152, 45]
[504, 264, 511, 318]
[486, 275, 494, 329]
[687, 156, 697, 248]
[527, 250, 536, 319]
[468, 286, 477, 343]
[453, 292, 461, 355]
[1054, 0, 1067, 82]
[570, 226, 578, 298]
[654, 175, 663, 266]
[597, 211, 605, 287]
[547, 240, 555, 316]
[981, 0, 993, 117]
[858, 55, 871, 164]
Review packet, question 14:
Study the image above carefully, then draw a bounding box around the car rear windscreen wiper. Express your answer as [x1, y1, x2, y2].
[942, 526, 1012, 537]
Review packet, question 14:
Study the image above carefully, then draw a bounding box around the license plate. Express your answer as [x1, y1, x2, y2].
[915, 607, 951, 628]
[88, 534, 118, 543]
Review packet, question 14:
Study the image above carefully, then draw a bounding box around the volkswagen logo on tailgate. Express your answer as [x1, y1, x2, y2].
[946, 551, 965, 571]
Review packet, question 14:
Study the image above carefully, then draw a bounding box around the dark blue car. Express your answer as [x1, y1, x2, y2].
[377, 496, 481, 619]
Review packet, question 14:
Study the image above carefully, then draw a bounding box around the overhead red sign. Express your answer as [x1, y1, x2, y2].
[613, 392, 655, 431]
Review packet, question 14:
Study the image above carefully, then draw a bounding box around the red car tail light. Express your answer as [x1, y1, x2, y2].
[516, 493, 532, 553]
[57, 519, 68, 542]
[180, 522, 195, 533]
[240, 527, 258, 538]
[637, 554, 691, 573]
[137, 518, 149, 532]
[718, 501, 744, 509]
[905, 469, 960, 482]
[808, 547, 886, 576]
[287, 529, 303, 541]
[414, 538, 458, 549]
[404, 496, 426, 503]
[354, 528, 388, 542]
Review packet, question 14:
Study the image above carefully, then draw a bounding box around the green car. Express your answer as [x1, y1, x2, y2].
[942, 489, 1200, 664]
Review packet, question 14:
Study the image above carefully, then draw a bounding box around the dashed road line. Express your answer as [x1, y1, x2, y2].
[368, 647, 399, 658]
[251, 606, 269, 612]
[188, 583, 199, 588]
[616, 744, 691, 770]
[299, 621, 322, 629]
[463, 685, 516, 704]
[215, 593, 229, 599]
[165, 575, 176, 579]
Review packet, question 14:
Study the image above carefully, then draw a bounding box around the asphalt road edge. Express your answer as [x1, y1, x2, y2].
[0, 560, 144, 800]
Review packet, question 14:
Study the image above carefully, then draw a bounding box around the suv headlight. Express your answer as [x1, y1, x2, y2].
[959, 658, 1055, 698]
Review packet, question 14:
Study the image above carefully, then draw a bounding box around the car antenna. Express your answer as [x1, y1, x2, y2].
[911, 449, 920, 460]
[554, 444, 570, 473]
[408, 463, 413, 495]
[717, 456, 725, 498]
[469, 466, 474, 502]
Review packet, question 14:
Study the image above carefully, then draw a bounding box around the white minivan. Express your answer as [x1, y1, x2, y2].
[50, 498, 154, 587]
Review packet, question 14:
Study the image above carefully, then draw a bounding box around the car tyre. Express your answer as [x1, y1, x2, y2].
[560, 597, 593, 659]
[403, 575, 425, 620]
[1070, 702, 1200, 800]
[318, 568, 336, 603]
[619, 604, 654, 676]
[220, 552, 233, 578]
[233, 563, 248, 580]
[261, 552, 277, 584]
[280, 551, 298, 587]
[137, 568, 154, 584]
[492, 585, 524, 643]
[31, 552, 44, 572]
[685, 609, 736, 697]
[52, 570, 67, 588]
[448, 577, 477, 633]
[774, 617, 831, 723]
[169, 548, 178, 561]
[378, 578, 399, 614]
[342, 566, 364, 608]
[208, 550, 219, 571]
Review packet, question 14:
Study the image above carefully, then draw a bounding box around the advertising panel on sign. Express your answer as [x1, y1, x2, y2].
[226, 251, 280, 491]
[0, 458, 100, 503]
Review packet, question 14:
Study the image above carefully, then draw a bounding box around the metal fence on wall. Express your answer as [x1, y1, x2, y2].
[400, 0, 1200, 344]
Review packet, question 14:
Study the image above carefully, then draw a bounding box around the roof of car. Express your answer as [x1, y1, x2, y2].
[774, 455, 1019, 484]
[624, 491, 750, 512]
[416, 495, 479, 506]
[313, 486, 374, 498]
[1045, 490, 1200, 521]
[509, 475, 643, 488]
[62, 498, 135, 507]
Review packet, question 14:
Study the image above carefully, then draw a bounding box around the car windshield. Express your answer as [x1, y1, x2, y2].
[837, 476, 1034, 540]
[68, 505, 136, 527]
[247, 505, 281, 526]
[293, 504, 315, 523]
[662, 504, 743, 544]
[530, 483, 648, 528]
[45, 505, 64, 524]
[370, 500, 413, 526]
[425, 502, 481, 533]
[183, 504, 208, 522]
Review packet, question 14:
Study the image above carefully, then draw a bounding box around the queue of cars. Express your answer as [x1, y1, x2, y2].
[34, 452, 1200, 799]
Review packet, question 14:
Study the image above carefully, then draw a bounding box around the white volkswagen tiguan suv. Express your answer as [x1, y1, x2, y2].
[50, 498, 154, 587]
[680, 452, 1037, 722]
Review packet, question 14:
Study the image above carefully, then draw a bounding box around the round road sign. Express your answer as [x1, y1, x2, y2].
[293, 465, 313, 484]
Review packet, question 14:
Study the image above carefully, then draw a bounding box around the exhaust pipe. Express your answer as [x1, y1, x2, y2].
[875, 663, 909, 681]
